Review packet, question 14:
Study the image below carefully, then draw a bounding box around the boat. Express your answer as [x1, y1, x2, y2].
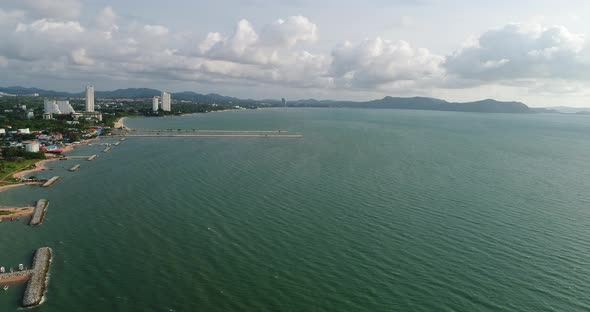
[0, 266, 5, 273]
[3, 286, 8, 291]
[18, 264, 24, 271]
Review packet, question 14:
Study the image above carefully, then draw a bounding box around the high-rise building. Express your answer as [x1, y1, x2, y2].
[57, 100, 75, 114]
[161, 92, 171, 111]
[152, 96, 160, 112]
[86, 85, 95, 112]
[44, 99, 75, 114]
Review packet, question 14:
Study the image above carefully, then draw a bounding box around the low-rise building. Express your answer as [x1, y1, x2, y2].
[24, 141, 40, 152]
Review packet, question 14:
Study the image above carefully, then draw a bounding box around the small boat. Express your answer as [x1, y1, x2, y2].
[0, 266, 5, 273]
[3, 286, 8, 291]
[18, 264, 24, 271]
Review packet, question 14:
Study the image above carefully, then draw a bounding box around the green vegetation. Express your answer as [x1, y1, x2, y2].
[0, 158, 39, 186]
[0, 210, 16, 216]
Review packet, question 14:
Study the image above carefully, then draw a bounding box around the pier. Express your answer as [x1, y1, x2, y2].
[88, 155, 98, 161]
[103, 147, 111, 152]
[112, 129, 302, 138]
[69, 164, 81, 171]
[29, 199, 49, 226]
[114, 142, 121, 146]
[0, 247, 53, 308]
[42, 176, 60, 187]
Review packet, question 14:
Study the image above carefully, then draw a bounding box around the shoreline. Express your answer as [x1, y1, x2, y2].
[0, 207, 34, 220]
[114, 117, 130, 130]
[0, 138, 99, 192]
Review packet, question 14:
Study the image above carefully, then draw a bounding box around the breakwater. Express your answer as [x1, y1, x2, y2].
[88, 155, 98, 161]
[22, 247, 52, 307]
[69, 164, 81, 171]
[29, 199, 49, 226]
[103, 147, 111, 153]
[42, 176, 60, 187]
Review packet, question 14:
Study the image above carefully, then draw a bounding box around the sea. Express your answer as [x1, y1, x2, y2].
[1, 108, 590, 311]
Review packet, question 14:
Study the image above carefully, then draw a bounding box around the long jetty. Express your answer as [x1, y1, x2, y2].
[118, 134, 303, 138]
[29, 199, 49, 226]
[112, 129, 302, 138]
[69, 164, 81, 171]
[0, 247, 53, 308]
[42, 176, 60, 187]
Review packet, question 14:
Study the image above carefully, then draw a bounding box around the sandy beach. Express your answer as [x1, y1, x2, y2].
[11, 158, 60, 181]
[0, 207, 34, 220]
[114, 117, 130, 130]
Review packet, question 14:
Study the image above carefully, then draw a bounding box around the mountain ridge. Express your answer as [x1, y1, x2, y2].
[0, 85, 533, 113]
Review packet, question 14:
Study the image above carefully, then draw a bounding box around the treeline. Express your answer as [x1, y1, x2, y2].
[1, 147, 45, 160]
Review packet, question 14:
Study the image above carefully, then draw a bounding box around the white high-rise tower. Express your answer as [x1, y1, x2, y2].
[86, 86, 95, 112]
[152, 96, 160, 112]
[161, 92, 171, 111]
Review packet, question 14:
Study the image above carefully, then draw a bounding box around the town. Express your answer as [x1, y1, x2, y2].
[0, 86, 241, 185]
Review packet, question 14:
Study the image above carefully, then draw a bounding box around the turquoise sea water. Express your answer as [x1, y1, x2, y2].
[1, 108, 590, 311]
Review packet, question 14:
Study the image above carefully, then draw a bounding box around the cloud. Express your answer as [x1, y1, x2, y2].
[4, 0, 82, 20]
[330, 37, 444, 88]
[16, 19, 84, 34]
[199, 16, 318, 65]
[71, 48, 94, 66]
[95, 6, 118, 32]
[445, 23, 588, 81]
[0, 1, 589, 104]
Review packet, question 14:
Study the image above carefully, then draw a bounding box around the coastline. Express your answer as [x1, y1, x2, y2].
[0, 138, 99, 193]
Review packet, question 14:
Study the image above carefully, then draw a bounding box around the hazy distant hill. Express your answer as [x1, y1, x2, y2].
[289, 97, 530, 113]
[0, 86, 533, 113]
[95, 88, 160, 98]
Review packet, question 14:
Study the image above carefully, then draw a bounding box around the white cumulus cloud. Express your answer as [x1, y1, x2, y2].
[445, 23, 588, 81]
[330, 37, 444, 88]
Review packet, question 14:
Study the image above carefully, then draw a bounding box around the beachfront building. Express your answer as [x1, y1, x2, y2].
[153, 96, 160, 112]
[86, 86, 95, 112]
[161, 92, 171, 111]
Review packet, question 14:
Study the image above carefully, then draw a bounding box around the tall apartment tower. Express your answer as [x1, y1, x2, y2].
[152, 96, 160, 112]
[86, 85, 95, 112]
[161, 92, 171, 111]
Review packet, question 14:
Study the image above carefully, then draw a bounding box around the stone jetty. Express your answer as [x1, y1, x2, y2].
[69, 164, 81, 171]
[103, 147, 111, 153]
[29, 199, 49, 226]
[88, 154, 98, 161]
[22, 247, 53, 307]
[114, 141, 121, 146]
[0, 247, 53, 308]
[42, 176, 60, 187]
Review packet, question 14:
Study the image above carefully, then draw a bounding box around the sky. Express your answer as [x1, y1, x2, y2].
[0, 0, 589, 107]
